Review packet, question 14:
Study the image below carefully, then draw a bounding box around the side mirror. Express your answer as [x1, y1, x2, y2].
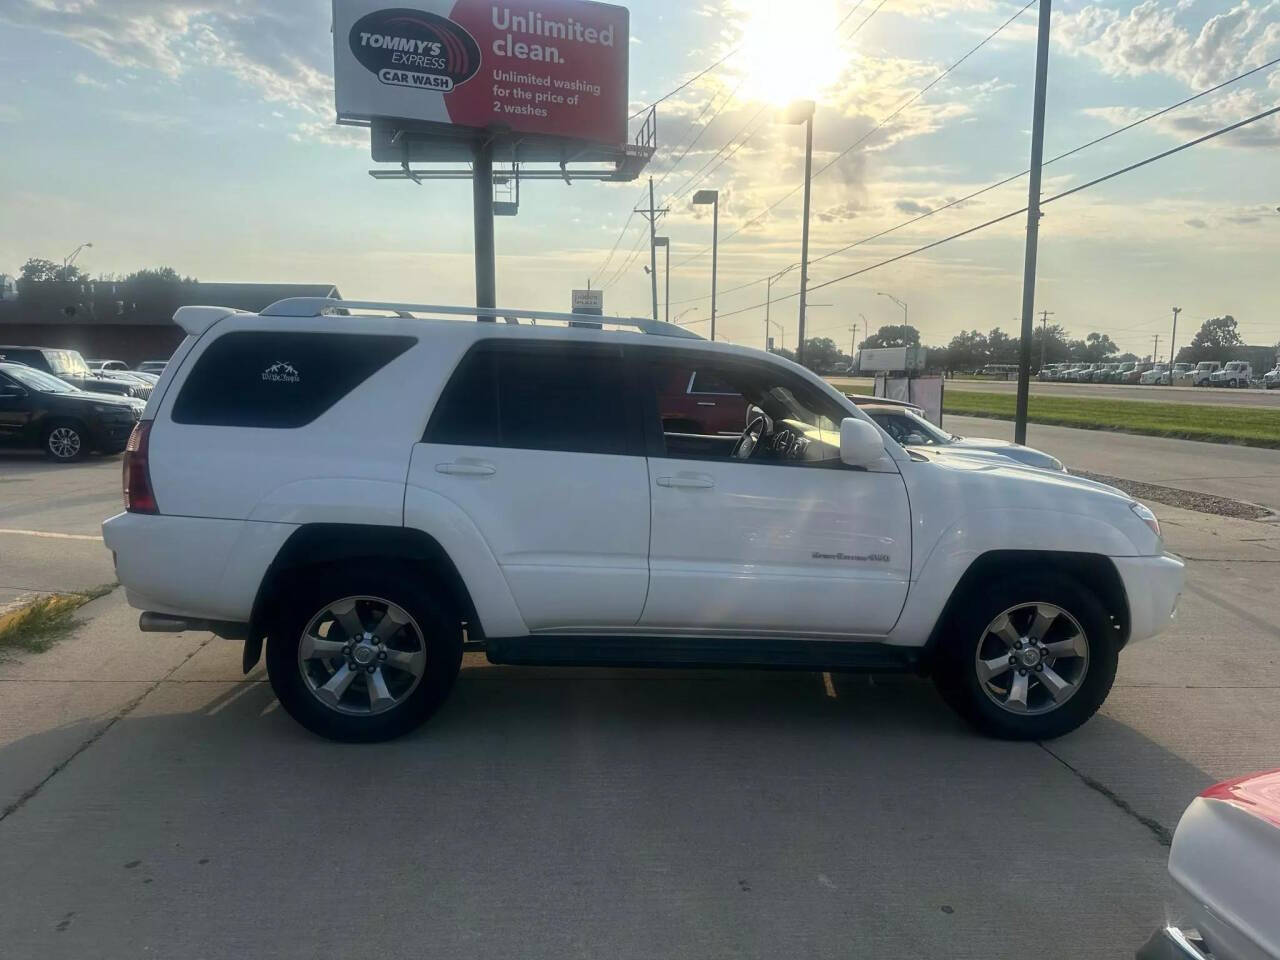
[839, 417, 886, 468]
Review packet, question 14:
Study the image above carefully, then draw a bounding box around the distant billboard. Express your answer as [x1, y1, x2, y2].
[571, 288, 603, 315]
[333, 0, 630, 146]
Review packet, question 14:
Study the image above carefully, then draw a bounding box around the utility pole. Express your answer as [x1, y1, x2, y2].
[1037, 310, 1055, 371]
[1014, 0, 1053, 446]
[1169, 306, 1181, 376]
[636, 176, 669, 322]
[1152, 333, 1160, 363]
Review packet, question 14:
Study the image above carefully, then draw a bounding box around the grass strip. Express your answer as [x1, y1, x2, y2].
[827, 379, 1280, 448]
[0, 584, 116, 655]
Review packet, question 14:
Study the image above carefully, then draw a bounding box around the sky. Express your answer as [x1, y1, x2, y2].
[0, 0, 1277, 358]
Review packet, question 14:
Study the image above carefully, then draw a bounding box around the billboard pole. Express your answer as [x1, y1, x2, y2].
[473, 138, 496, 314]
[649, 178, 659, 321]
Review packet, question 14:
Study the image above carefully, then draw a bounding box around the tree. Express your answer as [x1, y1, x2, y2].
[1075, 331, 1119, 363]
[798, 337, 848, 373]
[860, 324, 920, 349]
[945, 329, 989, 372]
[20, 257, 86, 283]
[1031, 323, 1070, 368]
[125, 266, 197, 284]
[1182, 315, 1242, 363]
[986, 327, 1018, 365]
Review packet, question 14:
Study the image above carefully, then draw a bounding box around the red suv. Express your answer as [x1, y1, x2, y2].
[657, 367, 748, 435]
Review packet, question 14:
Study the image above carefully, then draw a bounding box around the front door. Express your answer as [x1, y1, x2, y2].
[409, 339, 651, 633]
[635, 350, 911, 637]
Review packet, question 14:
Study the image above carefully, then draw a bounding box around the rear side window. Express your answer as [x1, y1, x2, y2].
[425, 342, 635, 455]
[171, 332, 415, 428]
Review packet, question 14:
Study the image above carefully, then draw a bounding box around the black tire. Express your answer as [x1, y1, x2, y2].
[933, 572, 1118, 740]
[265, 562, 463, 742]
[41, 420, 88, 462]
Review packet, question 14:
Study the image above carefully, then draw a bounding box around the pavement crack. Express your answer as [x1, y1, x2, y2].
[1037, 742, 1173, 848]
[0, 635, 215, 826]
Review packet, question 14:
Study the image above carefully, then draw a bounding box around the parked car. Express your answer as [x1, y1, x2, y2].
[1123, 362, 1153, 384]
[858, 402, 1066, 472]
[1209, 361, 1252, 388]
[1137, 768, 1280, 960]
[1110, 361, 1136, 383]
[87, 359, 131, 372]
[1265, 365, 1280, 389]
[0, 361, 144, 460]
[135, 360, 168, 374]
[102, 298, 1183, 743]
[658, 366, 751, 436]
[1190, 361, 1221, 386]
[0, 345, 142, 399]
[1139, 364, 1168, 385]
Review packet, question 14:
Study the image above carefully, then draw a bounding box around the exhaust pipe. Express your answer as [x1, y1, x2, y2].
[139, 612, 247, 639]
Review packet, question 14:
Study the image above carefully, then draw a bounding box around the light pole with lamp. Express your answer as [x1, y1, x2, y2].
[876, 291, 907, 326]
[675, 307, 699, 324]
[62, 242, 93, 280]
[692, 190, 719, 340]
[763, 263, 797, 350]
[783, 100, 816, 365]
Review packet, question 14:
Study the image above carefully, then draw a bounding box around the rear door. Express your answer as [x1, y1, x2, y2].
[409, 339, 651, 633]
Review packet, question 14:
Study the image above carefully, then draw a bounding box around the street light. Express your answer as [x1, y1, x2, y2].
[692, 190, 719, 340]
[783, 100, 816, 365]
[877, 291, 907, 326]
[675, 306, 699, 324]
[763, 263, 797, 350]
[62, 242, 93, 278]
[654, 236, 670, 324]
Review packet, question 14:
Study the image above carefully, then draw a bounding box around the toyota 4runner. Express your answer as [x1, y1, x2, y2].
[102, 298, 1184, 742]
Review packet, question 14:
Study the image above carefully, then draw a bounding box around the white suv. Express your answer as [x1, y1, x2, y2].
[103, 298, 1184, 743]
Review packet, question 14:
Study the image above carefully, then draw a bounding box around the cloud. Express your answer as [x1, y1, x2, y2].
[0, 1, 336, 133]
[73, 72, 108, 89]
[895, 199, 932, 215]
[0, 104, 18, 123]
[1184, 217, 1208, 228]
[1081, 87, 1280, 148]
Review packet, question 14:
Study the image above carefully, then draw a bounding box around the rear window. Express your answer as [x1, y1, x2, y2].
[171, 331, 416, 428]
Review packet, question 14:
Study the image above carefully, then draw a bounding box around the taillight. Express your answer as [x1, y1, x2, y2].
[123, 420, 158, 514]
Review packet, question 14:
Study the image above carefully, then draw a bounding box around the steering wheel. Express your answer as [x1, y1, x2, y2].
[732, 414, 768, 460]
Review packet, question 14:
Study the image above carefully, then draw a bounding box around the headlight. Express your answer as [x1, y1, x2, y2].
[1130, 502, 1160, 538]
[90, 403, 125, 414]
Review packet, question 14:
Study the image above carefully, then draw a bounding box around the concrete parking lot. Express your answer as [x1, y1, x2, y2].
[2, 445, 1279, 959]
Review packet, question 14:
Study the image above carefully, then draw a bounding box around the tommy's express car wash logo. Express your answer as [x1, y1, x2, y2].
[350, 8, 482, 91]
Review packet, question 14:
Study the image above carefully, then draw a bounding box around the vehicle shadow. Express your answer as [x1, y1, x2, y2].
[0, 662, 1202, 959]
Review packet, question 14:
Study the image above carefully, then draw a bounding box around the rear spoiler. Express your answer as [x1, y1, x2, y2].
[173, 305, 245, 336]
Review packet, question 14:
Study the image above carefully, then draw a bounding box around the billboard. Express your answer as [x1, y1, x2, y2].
[333, 0, 630, 146]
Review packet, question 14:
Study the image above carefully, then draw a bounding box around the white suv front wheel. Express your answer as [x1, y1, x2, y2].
[934, 573, 1118, 740]
[265, 563, 463, 742]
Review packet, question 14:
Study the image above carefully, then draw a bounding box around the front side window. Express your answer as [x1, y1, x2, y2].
[641, 353, 847, 466]
[425, 342, 635, 456]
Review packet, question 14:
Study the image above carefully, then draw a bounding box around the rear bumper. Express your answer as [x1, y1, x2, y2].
[1113, 552, 1184, 645]
[102, 512, 297, 622]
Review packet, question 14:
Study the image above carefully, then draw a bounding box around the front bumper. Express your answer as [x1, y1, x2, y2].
[1112, 552, 1185, 645]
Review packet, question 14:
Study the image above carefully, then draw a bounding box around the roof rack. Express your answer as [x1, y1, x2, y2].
[259, 298, 703, 340]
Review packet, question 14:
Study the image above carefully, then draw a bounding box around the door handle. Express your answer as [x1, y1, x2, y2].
[696, 401, 717, 407]
[656, 475, 715, 489]
[435, 461, 496, 476]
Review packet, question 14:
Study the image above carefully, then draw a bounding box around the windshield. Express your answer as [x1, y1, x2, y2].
[2, 363, 77, 393]
[872, 409, 952, 446]
[44, 349, 90, 376]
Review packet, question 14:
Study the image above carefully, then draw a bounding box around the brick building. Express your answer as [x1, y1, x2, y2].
[0, 281, 341, 367]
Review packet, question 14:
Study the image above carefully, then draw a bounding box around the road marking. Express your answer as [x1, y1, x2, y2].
[0, 528, 102, 542]
[822, 672, 837, 699]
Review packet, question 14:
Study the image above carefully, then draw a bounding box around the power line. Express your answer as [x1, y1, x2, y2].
[708, 102, 1280, 321]
[628, 46, 741, 120]
[809, 52, 1280, 267]
[672, 0, 1036, 269]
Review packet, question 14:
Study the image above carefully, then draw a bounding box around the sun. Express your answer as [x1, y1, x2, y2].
[730, 0, 851, 107]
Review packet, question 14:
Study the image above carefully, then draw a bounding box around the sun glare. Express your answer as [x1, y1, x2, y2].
[731, 0, 850, 106]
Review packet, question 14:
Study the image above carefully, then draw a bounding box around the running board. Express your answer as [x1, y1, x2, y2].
[485, 635, 921, 673]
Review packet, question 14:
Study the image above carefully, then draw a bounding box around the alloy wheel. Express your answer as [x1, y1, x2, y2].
[47, 426, 82, 459]
[974, 602, 1089, 715]
[297, 596, 428, 716]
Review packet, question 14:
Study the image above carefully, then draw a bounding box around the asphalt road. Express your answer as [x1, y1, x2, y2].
[948, 415, 1280, 514]
[838, 376, 1280, 408]
[2, 453, 1280, 958]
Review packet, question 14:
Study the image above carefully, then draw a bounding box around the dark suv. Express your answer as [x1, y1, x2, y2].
[0, 361, 143, 461]
[0, 346, 143, 398]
